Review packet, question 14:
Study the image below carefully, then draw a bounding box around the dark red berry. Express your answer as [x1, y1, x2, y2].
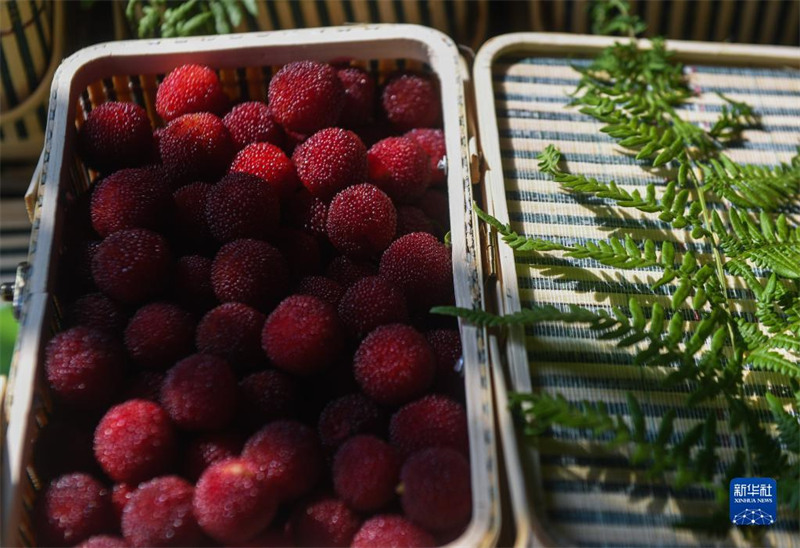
[78, 101, 154, 173]
[124, 302, 195, 370]
[382, 73, 441, 132]
[223, 100, 285, 150]
[90, 167, 173, 238]
[205, 172, 280, 242]
[326, 183, 396, 258]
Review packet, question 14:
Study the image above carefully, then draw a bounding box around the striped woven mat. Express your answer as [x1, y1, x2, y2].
[492, 55, 799, 547]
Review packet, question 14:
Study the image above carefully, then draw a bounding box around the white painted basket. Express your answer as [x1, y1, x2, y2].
[1, 24, 501, 547]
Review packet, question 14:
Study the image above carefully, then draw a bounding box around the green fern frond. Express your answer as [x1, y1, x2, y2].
[701, 154, 800, 210]
[709, 93, 761, 142]
[719, 210, 800, 279]
[747, 347, 800, 379]
[766, 392, 800, 451]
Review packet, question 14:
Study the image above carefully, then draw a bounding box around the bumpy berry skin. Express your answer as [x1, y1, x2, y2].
[426, 329, 464, 396]
[211, 239, 289, 311]
[124, 302, 195, 370]
[390, 395, 468, 457]
[352, 515, 435, 548]
[230, 142, 299, 199]
[396, 206, 436, 237]
[354, 324, 436, 406]
[379, 232, 454, 313]
[242, 420, 323, 501]
[336, 67, 376, 127]
[318, 393, 384, 450]
[381, 73, 441, 132]
[76, 535, 129, 548]
[325, 255, 375, 288]
[405, 128, 446, 186]
[268, 61, 344, 134]
[92, 228, 172, 305]
[121, 476, 203, 547]
[159, 112, 234, 186]
[333, 435, 400, 511]
[94, 400, 176, 484]
[368, 137, 431, 202]
[284, 188, 328, 238]
[160, 354, 238, 431]
[206, 172, 280, 242]
[239, 370, 297, 425]
[223, 101, 285, 151]
[173, 255, 215, 314]
[45, 327, 122, 409]
[90, 167, 172, 238]
[193, 458, 279, 544]
[338, 276, 408, 338]
[67, 293, 128, 336]
[184, 431, 244, 482]
[293, 128, 367, 201]
[326, 183, 396, 259]
[111, 483, 136, 521]
[296, 276, 345, 307]
[261, 295, 344, 376]
[196, 303, 266, 366]
[290, 496, 362, 547]
[78, 101, 155, 174]
[35, 473, 114, 547]
[156, 64, 227, 121]
[172, 182, 213, 251]
[400, 448, 472, 532]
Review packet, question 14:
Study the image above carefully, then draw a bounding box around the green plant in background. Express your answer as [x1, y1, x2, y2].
[126, 0, 257, 38]
[436, 0, 799, 536]
[0, 306, 19, 377]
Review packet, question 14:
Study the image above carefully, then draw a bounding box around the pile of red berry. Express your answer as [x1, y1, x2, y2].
[36, 60, 469, 547]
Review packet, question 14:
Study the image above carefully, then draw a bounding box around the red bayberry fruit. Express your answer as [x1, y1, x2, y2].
[333, 435, 400, 511]
[124, 302, 195, 370]
[242, 420, 323, 501]
[382, 73, 441, 131]
[160, 354, 237, 431]
[159, 112, 234, 185]
[239, 370, 298, 425]
[45, 327, 122, 409]
[223, 100, 285, 151]
[184, 431, 245, 482]
[261, 295, 344, 376]
[297, 276, 345, 307]
[77, 535, 129, 548]
[338, 275, 408, 338]
[326, 183, 396, 259]
[293, 128, 367, 201]
[396, 205, 437, 237]
[94, 400, 176, 484]
[90, 167, 172, 238]
[196, 302, 266, 366]
[336, 66, 376, 127]
[368, 137, 431, 202]
[290, 496, 362, 547]
[325, 255, 376, 288]
[173, 182, 213, 250]
[194, 458, 279, 544]
[352, 515, 435, 548]
[36, 473, 114, 547]
[390, 395, 468, 457]
[78, 101, 154, 173]
[405, 128, 446, 186]
[121, 476, 203, 547]
[353, 324, 435, 406]
[211, 239, 289, 311]
[318, 393, 384, 450]
[268, 61, 344, 134]
[205, 172, 280, 242]
[156, 64, 227, 121]
[284, 188, 328, 238]
[230, 142, 299, 199]
[66, 293, 128, 335]
[173, 255, 216, 313]
[92, 228, 172, 305]
[379, 232, 454, 313]
[400, 448, 472, 532]
[111, 483, 135, 521]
